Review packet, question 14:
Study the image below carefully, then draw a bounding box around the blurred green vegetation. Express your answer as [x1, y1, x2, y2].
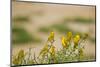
[12, 27, 41, 44]
[39, 16, 95, 34]
[39, 27, 51, 33]
[13, 16, 29, 22]
[63, 16, 94, 23]
[39, 23, 72, 34]
[51, 24, 71, 33]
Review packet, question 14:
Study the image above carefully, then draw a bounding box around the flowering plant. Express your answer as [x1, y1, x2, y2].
[12, 32, 88, 65]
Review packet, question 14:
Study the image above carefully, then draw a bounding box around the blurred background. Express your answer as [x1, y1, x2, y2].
[12, 1, 96, 61]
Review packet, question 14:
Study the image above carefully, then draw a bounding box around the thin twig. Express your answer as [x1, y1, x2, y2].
[33, 52, 38, 64]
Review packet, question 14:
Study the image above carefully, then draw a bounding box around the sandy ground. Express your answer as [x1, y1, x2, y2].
[12, 1, 96, 60]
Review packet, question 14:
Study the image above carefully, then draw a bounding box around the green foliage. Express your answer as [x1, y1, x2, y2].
[12, 27, 41, 44]
[74, 17, 94, 23]
[39, 27, 50, 33]
[39, 24, 71, 33]
[64, 16, 94, 23]
[51, 24, 71, 33]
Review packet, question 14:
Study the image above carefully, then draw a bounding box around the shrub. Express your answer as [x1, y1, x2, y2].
[12, 32, 88, 66]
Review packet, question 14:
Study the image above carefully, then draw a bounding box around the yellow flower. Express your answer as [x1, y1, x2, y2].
[73, 34, 80, 47]
[48, 32, 54, 43]
[12, 58, 19, 64]
[39, 44, 49, 57]
[61, 36, 68, 48]
[49, 45, 57, 63]
[18, 49, 25, 59]
[12, 49, 25, 65]
[66, 32, 72, 41]
[49, 45, 55, 56]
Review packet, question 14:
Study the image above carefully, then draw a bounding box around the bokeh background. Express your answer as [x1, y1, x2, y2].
[12, 1, 96, 61]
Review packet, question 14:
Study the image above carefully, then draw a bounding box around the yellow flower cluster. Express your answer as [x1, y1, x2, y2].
[61, 32, 73, 48]
[12, 31, 88, 65]
[39, 43, 49, 57]
[12, 50, 25, 65]
[61, 32, 81, 49]
[73, 34, 80, 44]
[48, 32, 54, 43]
[39, 31, 55, 58]
[73, 34, 80, 48]
[61, 36, 68, 48]
[66, 32, 72, 41]
[49, 45, 55, 56]
[39, 32, 87, 58]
